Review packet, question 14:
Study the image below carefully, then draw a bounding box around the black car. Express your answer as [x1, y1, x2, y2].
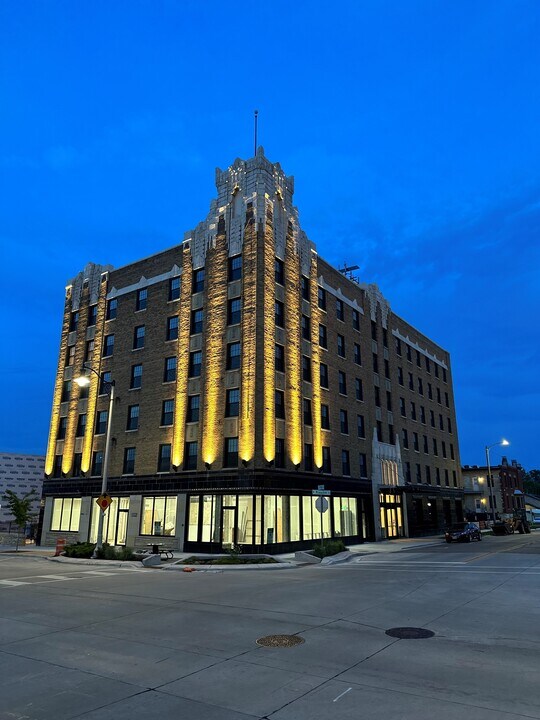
[444, 522, 482, 543]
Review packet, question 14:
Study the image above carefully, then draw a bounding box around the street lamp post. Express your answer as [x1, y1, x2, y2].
[75, 363, 115, 555]
[485, 439, 509, 523]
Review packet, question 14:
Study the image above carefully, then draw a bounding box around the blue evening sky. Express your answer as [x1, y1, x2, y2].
[1, 1, 539, 470]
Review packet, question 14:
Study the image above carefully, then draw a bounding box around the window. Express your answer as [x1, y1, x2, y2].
[386, 391, 392, 411]
[166, 316, 178, 341]
[437, 387, 442, 404]
[301, 276, 310, 300]
[352, 308, 360, 330]
[340, 409, 349, 434]
[164, 356, 177, 382]
[416, 463, 422, 483]
[52, 455, 62, 478]
[302, 356, 311, 382]
[423, 435, 429, 453]
[304, 443, 313, 471]
[418, 378, 424, 395]
[319, 324, 327, 348]
[224, 437, 238, 467]
[354, 343, 361, 365]
[187, 395, 200, 422]
[275, 258, 285, 285]
[445, 469, 449, 486]
[192, 269, 205, 293]
[228, 255, 242, 282]
[371, 321, 377, 341]
[65, 345, 75, 367]
[384, 359, 390, 379]
[161, 399, 174, 426]
[426, 466, 431, 484]
[85, 339, 94, 363]
[57, 416, 67, 440]
[388, 424, 394, 444]
[141, 496, 177, 535]
[402, 429, 409, 449]
[87, 305, 97, 327]
[433, 438, 438, 456]
[377, 421, 383, 442]
[301, 315, 311, 340]
[410, 401, 417, 421]
[96, 410, 108, 435]
[443, 368, 447, 383]
[169, 277, 180, 301]
[136, 288, 147, 311]
[157, 444, 171, 472]
[430, 409, 435, 427]
[303, 399, 312, 425]
[318, 286, 326, 310]
[442, 441, 447, 459]
[372, 353, 379, 373]
[51, 498, 81, 532]
[398, 367, 404, 385]
[227, 299, 241, 326]
[274, 438, 285, 468]
[275, 300, 285, 328]
[226, 342, 241, 370]
[445, 391, 449, 408]
[355, 378, 363, 401]
[123, 447, 136, 474]
[413, 432, 419, 451]
[103, 334, 114, 357]
[184, 441, 198, 470]
[322, 446, 331, 473]
[133, 325, 145, 349]
[425, 357, 431, 373]
[383, 328, 388, 348]
[342, 450, 351, 476]
[395, 337, 402, 355]
[336, 298, 344, 321]
[106, 298, 117, 320]
[127, 404, 139, 431]
[435, 364, 439, 378]
[275, 390, 285, 419]
[320, 363, 329, 388]
[69, 311, 79, 332]
[408, 372, 414, 390]
[76, 413, 86, 437]
[428, 383, 433, 400]
[405, 462, 411, 483]
[338, 370, 347, 395]
[357, 414, 365, 438]
[337, 334, 346, 357]
[321, 404, 330, 429]
[130, 364, 142, 389]
[447, 417, 452, 433]
[225, 388, 240, 417]
[374, 386, 381, 407]
[406, 345, 412, 362]
[359, 453, 368, 478]
[92, 451, 103, 476]
[188, 351, 201, 378]
[275, 344, 285, 372]
[420, 405, 426, 424]
[191, 309, 204, 334]
[72, 452, 82, 476]
[453, 470, 457, 487]
[416, 350, 421, 367]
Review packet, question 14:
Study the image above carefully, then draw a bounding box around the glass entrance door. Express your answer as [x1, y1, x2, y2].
[116, 509, 128, 545]
[222, 507, 236, 548]
[379, 492, 403, 539]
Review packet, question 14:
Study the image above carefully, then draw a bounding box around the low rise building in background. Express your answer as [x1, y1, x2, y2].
[0, 453, 44, 531]
[462, 457, 525, 520]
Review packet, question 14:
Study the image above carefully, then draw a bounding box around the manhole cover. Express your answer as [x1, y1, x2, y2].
[385, 627, 435, 639]
[256, 634, 305, 648]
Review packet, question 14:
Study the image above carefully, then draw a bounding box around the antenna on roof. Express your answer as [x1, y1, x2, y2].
[254, 109, 259, 156]
[339, 262, 360, 283]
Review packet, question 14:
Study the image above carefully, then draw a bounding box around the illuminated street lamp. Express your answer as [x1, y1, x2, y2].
[485, 439, 509, 523]
[74, 362, 115, 555]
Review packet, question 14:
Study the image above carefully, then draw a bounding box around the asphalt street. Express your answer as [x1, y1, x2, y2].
[1, 533, 539, 720]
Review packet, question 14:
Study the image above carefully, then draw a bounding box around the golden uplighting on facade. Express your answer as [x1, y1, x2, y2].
[172, 249, 193, 468]
[201, 232, 228, 466]
[45, 290, 72, 476]
[262, 212, 276, 462]
[309, 254, 323, 468]
[284, 223, 302, 467]
[81, 280, 108, 473]
[239, 215, 257, 463]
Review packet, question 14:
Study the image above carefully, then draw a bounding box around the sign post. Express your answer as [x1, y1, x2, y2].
[312, 487, 331, 550]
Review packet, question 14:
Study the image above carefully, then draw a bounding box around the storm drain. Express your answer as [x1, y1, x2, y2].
[385, 627, 435, 639]
[256, 634, 305, 648]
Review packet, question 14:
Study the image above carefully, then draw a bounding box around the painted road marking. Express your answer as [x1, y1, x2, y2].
[333, 687, 352, 702]
[0, 579, 29, 587]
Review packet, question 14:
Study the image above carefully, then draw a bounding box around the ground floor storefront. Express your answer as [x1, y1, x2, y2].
[40, 473, 375, 553]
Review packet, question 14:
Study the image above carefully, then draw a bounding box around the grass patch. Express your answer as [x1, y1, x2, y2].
[182, 556, 278, 565]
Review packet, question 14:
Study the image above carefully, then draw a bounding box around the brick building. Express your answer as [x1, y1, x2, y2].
[462, 457, 525, 519]
[41, 149, 463, 551]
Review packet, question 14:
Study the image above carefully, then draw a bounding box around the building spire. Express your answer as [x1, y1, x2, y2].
[254, 109, 258, 156]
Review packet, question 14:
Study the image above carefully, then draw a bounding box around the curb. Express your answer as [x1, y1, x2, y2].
[163, 562, 297, 572]
[48, 556, 144, 569]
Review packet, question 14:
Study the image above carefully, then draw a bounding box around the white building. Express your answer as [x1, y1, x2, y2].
[0, 453, 44, 529]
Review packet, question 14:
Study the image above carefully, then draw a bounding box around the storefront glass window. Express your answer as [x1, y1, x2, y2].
[140, 496, 176, 536]
[51, 498, 81, 532]
[188, 497, 199, 542]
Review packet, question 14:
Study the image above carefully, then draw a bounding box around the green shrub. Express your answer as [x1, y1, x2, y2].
[95, 543, 136, 561]
[63, 542, 95, 558]
[311, 540, 346, 558]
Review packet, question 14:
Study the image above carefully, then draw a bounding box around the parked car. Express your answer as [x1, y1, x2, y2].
[444, 522, 482, 543]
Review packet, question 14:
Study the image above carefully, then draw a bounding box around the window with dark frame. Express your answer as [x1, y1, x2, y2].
[228, 255, 242, 282]
[342, 450, 351, 476]
[133, 325, 145, 349]
[320, 363, 329, 388]
[136, 288, 147, 311]
[355, 378, 363, 401]
[275, 438, 285, 468]
[103, 334, 114, 357]
[92, 451, 103, 476]
[224, 437, 239, 467]
[227, 298, 241, 326]
[169, 277, 180, 301]
[226, 342, 241, 370]
[322, 446, 331, 473]
[336, 298, 344, 321]
[166, 316, 178, 341]
[275, 344, 285, 372]
[354, 343, 361, 365]
[338, 370, 347, 395]
[340, 409, 349, 434]
[337, 334, 346, 358]
[130, 365, 142, 390]
[188, 351, 201, 378]
[225, 388, 240, 417]
[318, 286, 326, 310]
[303, 398, 312, 425]
[275, 258, 285, 285]
[319, 323, 327, 348]
[87, 305, 97, 327]
[184, 441, 198, 470]
[96, 410, 108, 435]
[161, 399, 174, 426]
[302, 355, 311, 382]
[275, 390, 285, 419]
[106, 298, 117, 320]
[57, 416, 67, 440]
[352, 308, 360, 330]
[275, 300, 285, 328]
[357, 414, 365, 438]
[69, 311, 79, 332]
[164, 356, 177, 382]
[301, 276, 310, 300]
[321, 404, 330, 429]
[126, 404, 139, 431]
[301, 315, 311, 340]
[75, 414, 86, 437]
[187, 395, 200, 422]
[158, 444, 171, 472]
[123, 447, 136, 474]
[192, 269, 205, 294]
[191, 309, 204, 334]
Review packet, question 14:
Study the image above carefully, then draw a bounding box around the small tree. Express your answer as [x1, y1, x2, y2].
[4, 490, 37, 550]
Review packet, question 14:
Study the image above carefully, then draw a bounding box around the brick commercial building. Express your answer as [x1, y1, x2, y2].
[462, 457, 525, 520]
[41, 149, 463, 551]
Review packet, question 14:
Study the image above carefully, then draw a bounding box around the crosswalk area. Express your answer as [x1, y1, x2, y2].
[0, 568, 143, 589]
